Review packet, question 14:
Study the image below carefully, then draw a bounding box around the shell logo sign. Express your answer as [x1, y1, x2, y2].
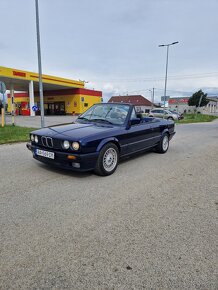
[13, 71, 26, 77]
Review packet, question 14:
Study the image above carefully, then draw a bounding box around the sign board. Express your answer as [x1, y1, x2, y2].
[0, 81, 6, 94]
[32, 105, 38, 112]
[161, 96, 170, 102]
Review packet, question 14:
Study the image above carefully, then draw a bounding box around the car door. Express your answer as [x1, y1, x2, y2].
[149, 119, 162, 145]
[155, 109, 164, 118]
[124, 108, 154, 154]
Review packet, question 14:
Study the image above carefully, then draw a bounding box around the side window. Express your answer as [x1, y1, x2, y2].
[130, 108, 137, 120]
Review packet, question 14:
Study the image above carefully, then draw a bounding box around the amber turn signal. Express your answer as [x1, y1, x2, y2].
[67, 155, 76, 160]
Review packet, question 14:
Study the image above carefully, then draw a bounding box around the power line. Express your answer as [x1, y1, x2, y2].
[119, 87, 218, 96]
[91, 71, 218, 83]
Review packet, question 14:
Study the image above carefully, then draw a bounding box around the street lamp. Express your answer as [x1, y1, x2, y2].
[35, 0, 45, 128]
[159, 41, 179, 109]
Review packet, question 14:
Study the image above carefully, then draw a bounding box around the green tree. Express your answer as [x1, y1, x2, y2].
[188, 90, 208, 107]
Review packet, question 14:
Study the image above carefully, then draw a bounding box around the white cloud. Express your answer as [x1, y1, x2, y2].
[0, 0, 218, 100]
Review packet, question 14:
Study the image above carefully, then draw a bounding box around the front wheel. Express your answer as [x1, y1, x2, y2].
[155, 133, 169, 154]
[94, 143, 119, 176]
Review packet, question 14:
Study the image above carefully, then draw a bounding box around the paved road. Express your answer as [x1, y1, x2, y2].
[3, 115, 77, 128]
[0, 121, 217, 289]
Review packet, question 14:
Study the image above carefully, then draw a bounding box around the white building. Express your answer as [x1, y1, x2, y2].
[168, 96, 218, 115]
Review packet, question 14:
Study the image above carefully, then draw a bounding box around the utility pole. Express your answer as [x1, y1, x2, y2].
[197, 94, 203, 114]
[152, 87, 155, 109]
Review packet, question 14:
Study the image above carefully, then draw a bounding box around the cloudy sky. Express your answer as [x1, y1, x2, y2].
[1, 0, 218, 102]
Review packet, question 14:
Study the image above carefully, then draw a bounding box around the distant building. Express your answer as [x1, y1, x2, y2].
[169, 96, 218, 115]
[1, 66, 102, 116]
[108, 95, 155, 113]
[168, 97, 190, 112]
[205, 97, 218, 114]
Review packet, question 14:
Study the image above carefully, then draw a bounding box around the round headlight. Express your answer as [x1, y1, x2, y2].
[63, 140, 70, 149]
[72, 142, 80, 151]
[31, 134, 34, 142]
[34, 135, 38, 143]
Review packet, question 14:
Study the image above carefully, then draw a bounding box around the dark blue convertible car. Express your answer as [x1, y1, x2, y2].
[27, 103, 175, 176]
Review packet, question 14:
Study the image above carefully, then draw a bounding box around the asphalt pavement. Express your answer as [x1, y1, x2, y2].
[3, 115, 77, 128]
[0, 121, 217, 289]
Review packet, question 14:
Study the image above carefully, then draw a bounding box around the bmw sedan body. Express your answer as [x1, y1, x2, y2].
[27, 103, 176, 176]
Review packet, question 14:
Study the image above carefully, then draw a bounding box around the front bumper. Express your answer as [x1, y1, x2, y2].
[169, 131, 176, 140]
[26, 143, 99, 172]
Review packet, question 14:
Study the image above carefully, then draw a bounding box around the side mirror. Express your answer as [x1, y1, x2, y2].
[127, 118, 141, 129]
[131, 118, 141, 125]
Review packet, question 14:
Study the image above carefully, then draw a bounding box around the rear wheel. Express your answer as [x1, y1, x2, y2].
[94, 143, 119, 176]
[167, 116, 174, 120]
[155, 133, 169, 154]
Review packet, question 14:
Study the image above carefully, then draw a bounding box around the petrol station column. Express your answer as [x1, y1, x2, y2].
[29, 81, 35, 116]
[10, 84, 15, 125]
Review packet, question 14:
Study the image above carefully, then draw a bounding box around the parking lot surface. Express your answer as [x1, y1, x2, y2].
[0, 121, 217, 289]
[4, 115, 77, 128]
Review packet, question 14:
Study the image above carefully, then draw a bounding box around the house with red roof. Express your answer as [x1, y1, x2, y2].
[108, 95, 156, 113]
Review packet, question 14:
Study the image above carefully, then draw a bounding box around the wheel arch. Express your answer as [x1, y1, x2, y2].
[161, 129, 170, 137]
[96, 138, 121, 152]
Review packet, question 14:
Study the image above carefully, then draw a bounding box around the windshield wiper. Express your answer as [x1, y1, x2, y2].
[77, 116, 90, 121]
[90, 118, 114, 125]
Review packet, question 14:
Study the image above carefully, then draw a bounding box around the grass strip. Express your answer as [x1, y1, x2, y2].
[0, 125, 36, 144]
[176, 114, 218, 124]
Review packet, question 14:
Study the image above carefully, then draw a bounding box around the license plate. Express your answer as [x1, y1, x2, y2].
[36, 149, 55, 159]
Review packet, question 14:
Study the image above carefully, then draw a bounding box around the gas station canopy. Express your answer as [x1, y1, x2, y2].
[0, 66, 102, 117]
[0, 66, 85, 91]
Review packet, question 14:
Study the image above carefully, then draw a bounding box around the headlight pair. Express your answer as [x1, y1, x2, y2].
[63, 140, 80, 151]
[30, 134, 38, 143]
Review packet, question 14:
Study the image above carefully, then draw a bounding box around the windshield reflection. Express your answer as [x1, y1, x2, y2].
[76, 104, 130, 125]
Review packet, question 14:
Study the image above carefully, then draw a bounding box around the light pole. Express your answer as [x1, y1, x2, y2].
[35, 0, 45, 127]
[159, 41, 179, 109]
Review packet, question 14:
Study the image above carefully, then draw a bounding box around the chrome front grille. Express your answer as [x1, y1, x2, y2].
[41, 136, 53, 148]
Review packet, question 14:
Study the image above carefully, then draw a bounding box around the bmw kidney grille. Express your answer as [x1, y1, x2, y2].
[41, 136, 53, 148]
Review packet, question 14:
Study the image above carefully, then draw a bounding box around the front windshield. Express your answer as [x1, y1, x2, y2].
[169, 110, 178, 114]
[77, 104, 130, 125]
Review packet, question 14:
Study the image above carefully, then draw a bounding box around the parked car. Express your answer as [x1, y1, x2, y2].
[26, 103, 176, 176]
[169, 110, 184, 120]
[149, 109, 179, 120]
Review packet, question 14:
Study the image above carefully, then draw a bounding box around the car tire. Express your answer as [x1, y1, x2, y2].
[167, 117, 174, 120]
[155, 133, 169, 154]
[94, 143, 119, 176]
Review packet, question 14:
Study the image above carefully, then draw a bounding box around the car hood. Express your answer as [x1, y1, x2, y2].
[32, 122, 119, 140]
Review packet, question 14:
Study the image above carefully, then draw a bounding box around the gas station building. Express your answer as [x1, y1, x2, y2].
[0, 66, 102, 116]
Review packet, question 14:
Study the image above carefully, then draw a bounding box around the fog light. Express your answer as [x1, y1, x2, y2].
[72, 162, 80, 168]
